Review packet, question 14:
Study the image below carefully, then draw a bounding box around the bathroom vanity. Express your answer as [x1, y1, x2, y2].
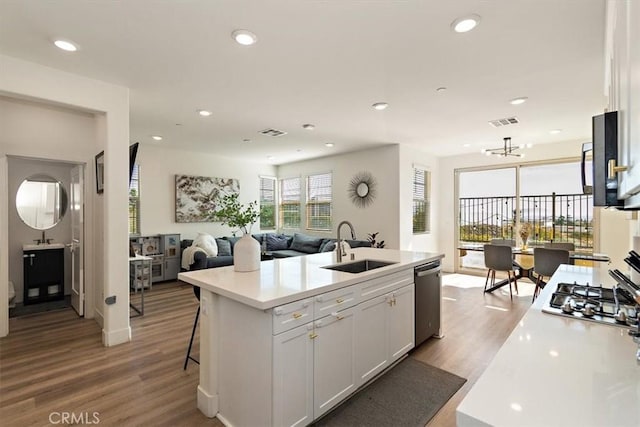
[22, 244, 65, 305]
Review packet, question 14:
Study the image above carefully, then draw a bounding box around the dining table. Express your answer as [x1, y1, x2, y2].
[457, 243, 610, 293]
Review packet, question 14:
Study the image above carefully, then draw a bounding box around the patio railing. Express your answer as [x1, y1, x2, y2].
[459, 192, 593, 250]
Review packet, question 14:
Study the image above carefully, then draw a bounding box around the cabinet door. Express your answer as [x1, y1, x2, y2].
[387, 284, 415, 362]
[273, 323, 314, 427]
[164, 257, 180, 281]
[354, 294, 388, 387]
[313, 306, 357, 418]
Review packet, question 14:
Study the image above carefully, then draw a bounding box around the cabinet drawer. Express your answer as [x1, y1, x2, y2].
[273, 298, 314, 335]
[314, 285, 358, 319]
[359, 269, 413, 302]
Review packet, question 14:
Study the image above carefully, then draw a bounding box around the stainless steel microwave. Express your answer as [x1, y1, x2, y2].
[581, 111, 623, 207]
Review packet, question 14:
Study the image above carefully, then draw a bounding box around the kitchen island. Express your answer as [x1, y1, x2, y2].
[456, 265, 640, 427]
[178, 247, 443, 427]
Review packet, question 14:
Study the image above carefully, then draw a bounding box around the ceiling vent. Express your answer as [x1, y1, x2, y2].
[488, 117, 519, 128]
[260, 128, 288, 137]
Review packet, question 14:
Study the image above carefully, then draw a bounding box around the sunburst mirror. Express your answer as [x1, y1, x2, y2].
[348, 171, 377, 208]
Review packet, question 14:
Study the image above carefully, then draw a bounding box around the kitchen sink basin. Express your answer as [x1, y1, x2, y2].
[322, 259, 396, 274]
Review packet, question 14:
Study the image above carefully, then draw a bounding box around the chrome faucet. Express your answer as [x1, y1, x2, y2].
[336, 220, 356, 263]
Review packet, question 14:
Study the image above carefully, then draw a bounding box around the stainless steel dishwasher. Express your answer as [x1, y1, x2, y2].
[414, 260, 442, 347]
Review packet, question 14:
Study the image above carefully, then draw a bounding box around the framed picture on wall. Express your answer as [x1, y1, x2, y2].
[95, 151, 104, 194]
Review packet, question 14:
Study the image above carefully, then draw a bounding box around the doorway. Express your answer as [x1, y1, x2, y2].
[7, 156, 85, 319]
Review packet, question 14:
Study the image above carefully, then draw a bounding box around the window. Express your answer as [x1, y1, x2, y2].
[280, 177, 301, 229]
[259, 176, 276, 230]
[412, 167, 430, 234]
[129, 164, 140, 235]
[306, 172, 332, 230]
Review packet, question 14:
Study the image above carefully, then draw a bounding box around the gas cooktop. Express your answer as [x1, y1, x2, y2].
[541, 282, 639, 328]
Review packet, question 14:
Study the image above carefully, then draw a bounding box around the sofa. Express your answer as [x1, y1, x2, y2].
[181, 232, 372, 271]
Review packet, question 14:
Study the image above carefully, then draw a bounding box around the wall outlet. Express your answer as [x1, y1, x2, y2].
[105, 295, 116, 305]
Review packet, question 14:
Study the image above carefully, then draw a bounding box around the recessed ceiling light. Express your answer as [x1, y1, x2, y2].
[549, 129, 562, 134]
[54, 39, 78, 52]
[243, 138, 251, 143]
[325, 143, 335, 147]
[232, 29, 257, 46]
[151, 135, 163, 141]
[372, 102, 388, 111]
[509, 97, 528, 105]
[436, 87, 447, 93]
[302, 124, 315, 130]
[197, 109, 212, 117]
[451, 14, 481, 33]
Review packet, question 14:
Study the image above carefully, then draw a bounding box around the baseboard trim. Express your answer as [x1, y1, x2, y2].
[102, 326, 131, 347]
[197, 385, 219, 418]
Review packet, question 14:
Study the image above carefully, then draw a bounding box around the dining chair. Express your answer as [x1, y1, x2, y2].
[484, 244, 518, 299]
[544, 242, 575, 251]
[491, 239, 516, 247]
[532, 248, 570, 302]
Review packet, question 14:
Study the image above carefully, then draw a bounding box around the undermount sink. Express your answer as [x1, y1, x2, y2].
[322, 259, 397, 274]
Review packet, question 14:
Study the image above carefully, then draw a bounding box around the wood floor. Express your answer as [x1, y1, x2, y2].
[0, 275, 535, 427]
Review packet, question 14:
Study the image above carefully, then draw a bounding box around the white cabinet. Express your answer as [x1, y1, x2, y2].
[220, 267, 417, 427]
[273, 322, 314, 427]
[606, 0, 640, 207]
[387, 284, 415, 361]
[272, 301, 358, 424]
[355, 284, 415, 386]
[313, 306, 357, 418]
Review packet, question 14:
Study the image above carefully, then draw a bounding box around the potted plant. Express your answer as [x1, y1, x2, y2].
[217, 193, 261, 271]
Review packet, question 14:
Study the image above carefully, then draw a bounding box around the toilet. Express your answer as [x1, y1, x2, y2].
[8, 281, 16, 308]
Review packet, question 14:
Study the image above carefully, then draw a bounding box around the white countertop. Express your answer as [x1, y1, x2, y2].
[23, 243, 66, 250]
[178, 248, 443, 310]
[456, 265, 640, 427]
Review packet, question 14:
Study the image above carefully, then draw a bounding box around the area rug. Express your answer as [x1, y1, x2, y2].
[313, 357, 466, 427]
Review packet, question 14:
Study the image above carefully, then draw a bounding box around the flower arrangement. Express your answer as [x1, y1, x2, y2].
[216, 193, 260, 234]
[519, 223, 532, 246]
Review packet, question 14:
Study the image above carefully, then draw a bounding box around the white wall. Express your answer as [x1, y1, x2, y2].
[398, 145, 440, 253]
[277, 145, 401, 248]
[0, 55, 130, 345]
[136, 144, 277, 239]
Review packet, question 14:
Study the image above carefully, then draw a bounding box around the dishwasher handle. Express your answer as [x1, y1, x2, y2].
[415, 262, 441, 277]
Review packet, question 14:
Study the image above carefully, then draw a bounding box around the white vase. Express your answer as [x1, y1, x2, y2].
[233, 233, 261, 272]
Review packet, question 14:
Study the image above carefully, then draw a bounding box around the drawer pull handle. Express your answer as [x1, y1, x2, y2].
[309, 332, 318, 339]
[336, 298, 344, 304]
[292, 312, 302, 319]
[331, 312, 344, 320]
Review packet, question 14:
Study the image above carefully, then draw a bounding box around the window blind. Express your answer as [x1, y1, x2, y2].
[280, 177, 301, 228]
[413, 167, 430, 233]
[306, 172, 332, 230]
[259, 177, 276, 229]
[129, 164, 140, 235]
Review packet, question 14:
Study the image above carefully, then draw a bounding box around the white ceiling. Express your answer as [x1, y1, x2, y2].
[0, 0, 606, 165]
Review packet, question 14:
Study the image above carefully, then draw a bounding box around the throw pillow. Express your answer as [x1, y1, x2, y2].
[346, 239, 373, 248]
[193, 232, 218, 257]
[320, 239, 337, 252]
[215, 238, 232, 257]
[289, 233, 323, 254]
[266, 234, 289, 251]
[224, 236, 242, 253]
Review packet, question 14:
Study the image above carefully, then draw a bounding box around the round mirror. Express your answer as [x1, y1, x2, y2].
[348, 171, 377, 208]
[356, 182, 369, 197]
[16, 174, 68, 230]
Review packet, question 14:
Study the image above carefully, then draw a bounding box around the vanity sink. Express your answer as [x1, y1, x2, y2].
[322, 259, 397, 274]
